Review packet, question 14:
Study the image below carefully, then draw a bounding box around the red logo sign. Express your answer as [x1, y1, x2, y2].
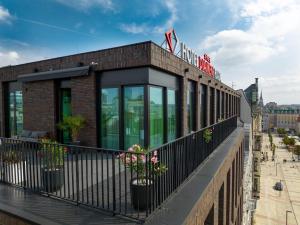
[165, 29, 178, 53]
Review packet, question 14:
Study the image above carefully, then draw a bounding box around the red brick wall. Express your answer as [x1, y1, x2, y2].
[22, 80, 57, 138]
[71, 73, 97, 147]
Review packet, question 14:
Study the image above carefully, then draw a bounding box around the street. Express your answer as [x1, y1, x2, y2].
[254, 133, 300, 225]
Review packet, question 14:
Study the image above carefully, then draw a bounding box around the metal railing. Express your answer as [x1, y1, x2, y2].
[0, 116, 237, 222]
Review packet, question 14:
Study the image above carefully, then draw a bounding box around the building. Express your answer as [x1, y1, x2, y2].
[263, 109, 300, 132]
[238, 89, 255, 225]
[0, 40, 244, 225]
[244, 78, 262, 201]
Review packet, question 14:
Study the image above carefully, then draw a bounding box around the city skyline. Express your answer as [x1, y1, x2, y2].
[1, 0, 300, 104]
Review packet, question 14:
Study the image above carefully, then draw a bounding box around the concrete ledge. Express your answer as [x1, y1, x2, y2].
[145, 128, 244, 225]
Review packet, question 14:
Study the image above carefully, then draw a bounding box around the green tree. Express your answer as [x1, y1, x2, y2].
[277, 128, 286, 136]
[294, 145, 300, 160]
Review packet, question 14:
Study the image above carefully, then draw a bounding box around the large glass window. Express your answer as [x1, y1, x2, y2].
[124, 87, 144, 149]
[60, 88, 72, 144]
[167, 89, 176, 142]
[149, 87, 164, 148]
[200, 84, 207, 128]
[7, 82, 23, 137]
[101, 88, 119, 149]
[210, 87, 215, 125]
[187, 81, 196, 133]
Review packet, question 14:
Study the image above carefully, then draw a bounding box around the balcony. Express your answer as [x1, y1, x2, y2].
[0, 116, 237, 223]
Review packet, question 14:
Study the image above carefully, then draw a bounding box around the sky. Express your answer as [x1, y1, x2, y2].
[0, 0, 300, 104]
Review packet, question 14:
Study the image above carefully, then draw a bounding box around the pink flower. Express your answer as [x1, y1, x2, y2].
[151, 156, 158, 164]
[131, 154, 137, 162]
[153, 150, 158, 156]
[128, 147, 134, 152]
[118, 153, 125, 159]
[140, 154, 146, 163]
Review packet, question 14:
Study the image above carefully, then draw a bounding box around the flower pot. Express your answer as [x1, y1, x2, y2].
[42, 167, 63, 192]
[130, 178, 153, 211]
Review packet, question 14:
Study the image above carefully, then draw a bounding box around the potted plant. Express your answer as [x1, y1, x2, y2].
[203, 128, 213, 143]
[39, 139, 68, 192]
[1, 149, 24, 184]
[119, 144, 167, 210]
[57, 115, 86, 145]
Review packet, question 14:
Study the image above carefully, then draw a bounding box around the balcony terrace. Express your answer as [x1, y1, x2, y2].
[0, 116, 241, 225]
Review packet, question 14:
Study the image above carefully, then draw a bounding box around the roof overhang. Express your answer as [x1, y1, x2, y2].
[18, 66, 90, 82]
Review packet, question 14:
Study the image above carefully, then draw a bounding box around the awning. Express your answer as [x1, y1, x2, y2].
[18, 66, 90, 82]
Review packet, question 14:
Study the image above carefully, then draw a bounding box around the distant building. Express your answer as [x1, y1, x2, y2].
[262, 109, 300, 131]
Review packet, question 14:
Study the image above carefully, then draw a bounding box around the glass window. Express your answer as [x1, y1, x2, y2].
[167, 89, 176, 142]
[124, 86, 144, 149]
[200, 84, 207, 128]
[101, 88, 119, 149]
[60, 88, 72, 144]
[7, 82, 23, 137]
[149, 87, 164, 148]
[187, 81, 195, 132]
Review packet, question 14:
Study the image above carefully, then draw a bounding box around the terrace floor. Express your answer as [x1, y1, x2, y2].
[0, 183, 138, 225]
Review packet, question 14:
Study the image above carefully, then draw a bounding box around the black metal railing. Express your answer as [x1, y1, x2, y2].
[0, 116, 237, 222]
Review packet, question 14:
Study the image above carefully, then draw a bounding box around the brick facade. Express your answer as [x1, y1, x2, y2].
[0, 211, 34, 225]
[0, 41, 240, 146]
[184, 135, 244, 225]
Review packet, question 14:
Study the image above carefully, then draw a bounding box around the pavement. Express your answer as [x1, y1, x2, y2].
[253, 133, 300, 225]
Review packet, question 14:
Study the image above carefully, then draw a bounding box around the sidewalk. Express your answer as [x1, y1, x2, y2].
[253, 133, 300, 225]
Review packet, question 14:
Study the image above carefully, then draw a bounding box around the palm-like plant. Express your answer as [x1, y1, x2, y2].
[57, 115, 86, 142]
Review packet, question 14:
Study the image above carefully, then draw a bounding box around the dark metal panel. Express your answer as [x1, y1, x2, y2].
[100, 67, 179, 89]
[18, 66, 90, 82]
[148, 68, 179, 90]
[100, 68, 149, 86]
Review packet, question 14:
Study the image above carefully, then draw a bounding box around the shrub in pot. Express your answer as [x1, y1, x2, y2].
[57, 115, 86, 146]
[39, 139, 68, 192]
[119, 144, 167, 210]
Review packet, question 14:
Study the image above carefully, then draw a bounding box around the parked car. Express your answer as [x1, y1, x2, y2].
[274, 182, 283, 191]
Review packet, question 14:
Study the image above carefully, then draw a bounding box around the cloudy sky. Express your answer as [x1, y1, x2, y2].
[0, 0, 299, 104]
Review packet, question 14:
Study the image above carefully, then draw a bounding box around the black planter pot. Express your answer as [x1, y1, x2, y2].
[42, 168, 64, 193]
[130, 178, 153, 211]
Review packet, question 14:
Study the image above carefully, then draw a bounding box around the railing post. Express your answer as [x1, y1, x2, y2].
[112, 152, 116, 214]
[75, 147, 79, 205]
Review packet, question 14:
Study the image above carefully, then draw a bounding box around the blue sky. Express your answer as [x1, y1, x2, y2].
[1, 0, 300, 104]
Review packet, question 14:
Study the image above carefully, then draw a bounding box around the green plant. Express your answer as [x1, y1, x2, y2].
[39, 139, 67, 168]
[277, 128, 286, 136]
[203, 128, 213, 143]
[57, 115, 86, 142]
[119, 144, 167, 182]
[294, 145, 300, 160]
[2, 150, 22, 164]
[282, 135, 296, 148]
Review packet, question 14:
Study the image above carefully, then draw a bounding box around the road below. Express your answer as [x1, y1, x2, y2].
[253, 133, 300, 225]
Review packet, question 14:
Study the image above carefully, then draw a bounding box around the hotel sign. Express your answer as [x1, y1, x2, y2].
[164, 29, 220, 80]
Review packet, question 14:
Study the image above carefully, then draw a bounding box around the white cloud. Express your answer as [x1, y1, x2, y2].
[0, 5, 11, 23]
[120, 23, 149, 34]
[0, 50, 20, 66]
[55, 0, 114, 11]
[120, 0, 178, 34]
[199, 0, 300, 104]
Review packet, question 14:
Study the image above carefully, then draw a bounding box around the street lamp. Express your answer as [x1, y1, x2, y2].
[276, 162, 280, 176]
[286, 210, 292, 225]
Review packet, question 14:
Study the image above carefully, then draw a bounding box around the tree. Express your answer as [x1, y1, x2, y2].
[294, 145, 300, 160]
[277, 128, 286, 136]
[282, 135, 290, 147]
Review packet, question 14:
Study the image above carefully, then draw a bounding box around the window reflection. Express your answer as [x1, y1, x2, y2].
[101, 88, 119, 149]
[150, 87, 163, 148]
[124, 87, 144, 149]
[167, 89, 176, 142]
